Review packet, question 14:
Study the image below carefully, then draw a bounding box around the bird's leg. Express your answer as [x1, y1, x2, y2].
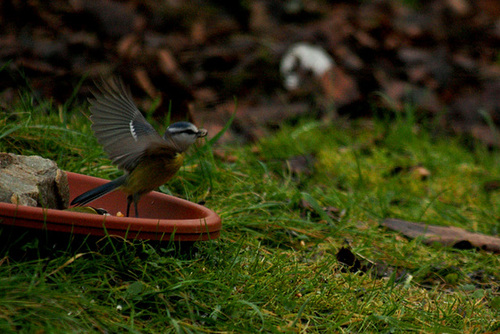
[126, 195, 133, 217]
[133, 193, 140, 218]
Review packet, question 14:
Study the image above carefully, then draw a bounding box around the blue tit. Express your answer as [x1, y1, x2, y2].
[70, 78, 207, 217]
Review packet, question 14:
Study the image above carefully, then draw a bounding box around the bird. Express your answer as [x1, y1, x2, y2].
[70, 78, 208, 217]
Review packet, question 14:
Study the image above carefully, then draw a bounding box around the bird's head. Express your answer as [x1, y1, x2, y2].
[163, 121, 207, 152]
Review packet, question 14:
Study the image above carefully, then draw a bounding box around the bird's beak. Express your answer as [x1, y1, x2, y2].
[197, 128, 208, 137]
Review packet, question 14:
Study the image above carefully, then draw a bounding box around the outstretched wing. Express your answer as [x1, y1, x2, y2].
[89, 78, 165, 171]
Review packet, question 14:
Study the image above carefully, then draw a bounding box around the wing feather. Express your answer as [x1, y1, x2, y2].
[89, 78, 171, 171]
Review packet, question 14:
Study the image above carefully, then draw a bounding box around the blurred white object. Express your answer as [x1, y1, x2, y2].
[280, 42, 335, 90]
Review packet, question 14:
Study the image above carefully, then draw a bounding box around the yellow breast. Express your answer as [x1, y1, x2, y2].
[122, 153, 184, 195]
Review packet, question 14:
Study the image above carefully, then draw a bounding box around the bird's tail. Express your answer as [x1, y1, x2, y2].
[71, 175, 127, 207]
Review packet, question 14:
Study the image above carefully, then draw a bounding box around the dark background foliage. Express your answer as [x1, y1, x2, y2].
[1, 0, 499, 144]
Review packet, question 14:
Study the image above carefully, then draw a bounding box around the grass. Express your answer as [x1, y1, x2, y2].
[0, 90, 499, 333]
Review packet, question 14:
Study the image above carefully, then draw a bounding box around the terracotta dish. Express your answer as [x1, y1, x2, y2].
[0, 172, 221, 241]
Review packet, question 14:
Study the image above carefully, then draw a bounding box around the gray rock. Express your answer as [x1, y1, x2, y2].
[0, 153, 69, 209]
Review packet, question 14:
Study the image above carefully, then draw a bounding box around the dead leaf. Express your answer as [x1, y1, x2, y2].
[382, 218, 500, 253]
[483, 180, 500, 192]
[16, 58, 66, 75]
[213, 149, 238, 163]
[250, 145, 261, 154]
[386, 165, 430, 180]
[411, 166, 431, 180]
[446, 0, 471, 15]
[249, 0, 274, 33]
[117, 34, 140, 59]
[191, 20, 206, 44]
[320, 66, 361, 107]
[286, 154, 315, 176]
[133, 68, 158, 98]
[157, 49, 179, 76]
[471, 125, 500, 147]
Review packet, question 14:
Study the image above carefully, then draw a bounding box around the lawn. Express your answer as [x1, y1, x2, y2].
[1, 93, 499, 333]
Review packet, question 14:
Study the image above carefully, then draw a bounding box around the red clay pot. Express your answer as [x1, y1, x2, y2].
[0, 171, 221, 242]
